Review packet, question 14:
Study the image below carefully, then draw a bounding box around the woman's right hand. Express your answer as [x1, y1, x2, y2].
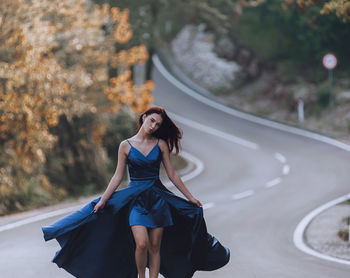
[93, 199, 106, 213]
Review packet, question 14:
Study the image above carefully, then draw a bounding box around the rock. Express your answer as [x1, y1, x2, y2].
[171, 24, 240, 90]
[337, 91, 350, 102]
[344, 111, 350, 121]
[272, 84, 285, 99]
[215, 36, 237, 60]
[247, 58, 260, 78]
[236, 48, 252, 66]
[293, 85, 317, 102]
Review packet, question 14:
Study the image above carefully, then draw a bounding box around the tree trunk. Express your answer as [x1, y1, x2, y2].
[145, 47, 154, 81]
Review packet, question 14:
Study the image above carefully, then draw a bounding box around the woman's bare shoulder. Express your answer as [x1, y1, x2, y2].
[119, 140, 131, 152]
[158, 138, 168, 152]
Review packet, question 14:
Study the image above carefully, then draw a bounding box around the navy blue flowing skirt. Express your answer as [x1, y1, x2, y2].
[42, 179, 230, 278]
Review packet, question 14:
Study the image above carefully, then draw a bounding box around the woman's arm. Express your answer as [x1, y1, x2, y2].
[159, 139, 202, 207]
[94, 140, 128, 212]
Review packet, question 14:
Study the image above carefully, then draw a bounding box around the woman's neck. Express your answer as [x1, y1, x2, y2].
[134, 128, 154, 142]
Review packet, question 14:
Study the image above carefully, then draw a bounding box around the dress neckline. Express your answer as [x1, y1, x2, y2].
[127, 139, 159, 159]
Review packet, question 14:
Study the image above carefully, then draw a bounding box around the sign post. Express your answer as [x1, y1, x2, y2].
[322, 53, 337, 123]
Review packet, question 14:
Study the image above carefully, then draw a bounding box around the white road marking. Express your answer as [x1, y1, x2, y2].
[274, 152, 287, 163]
[265, 177, 282, 188]
[178, 151, 205, 182]
[0, 151, 205, 233]
[163, 150, 204, 189]
[0, 205, 83, 233]
[153, 55, 350, 153]
[282, 165, 290, 175]
[232, 190, 255, 200]
[167, 111, 259, 150]
[202, 202, 215, 210]
[154, 54, 350, 267]
[155, 54, 350, 266]
[293, 193, 350, 266]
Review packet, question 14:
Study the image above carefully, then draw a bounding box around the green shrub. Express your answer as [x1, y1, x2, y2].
[338, 228, 349, 242]
[317, 87, 331, 108]
[102, 109, 136, 173]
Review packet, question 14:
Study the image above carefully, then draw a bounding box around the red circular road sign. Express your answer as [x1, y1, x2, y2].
[322, 53, 337, 70]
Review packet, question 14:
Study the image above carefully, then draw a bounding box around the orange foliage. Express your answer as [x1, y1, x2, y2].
[284, 0, 350, 21]
[0, 0, 154, 213]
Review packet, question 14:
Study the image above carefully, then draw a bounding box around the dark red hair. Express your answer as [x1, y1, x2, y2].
[136, 106, 183, 155]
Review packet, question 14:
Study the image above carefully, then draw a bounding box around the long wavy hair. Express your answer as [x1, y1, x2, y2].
[136, 106, 183, 155]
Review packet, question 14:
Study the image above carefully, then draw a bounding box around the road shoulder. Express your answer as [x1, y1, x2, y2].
[305, 201, 350, 261]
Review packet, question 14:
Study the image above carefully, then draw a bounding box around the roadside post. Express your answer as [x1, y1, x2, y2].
[297, 98, 304, 123]
[322, 53, 337, 124]
[348, 216, 350, 243]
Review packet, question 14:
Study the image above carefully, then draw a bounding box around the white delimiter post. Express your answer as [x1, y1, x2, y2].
[348, 217, 350, 243]
[297, 99, 304, 123]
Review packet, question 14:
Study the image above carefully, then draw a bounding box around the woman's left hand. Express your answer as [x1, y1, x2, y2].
[188, 196, 202, 207]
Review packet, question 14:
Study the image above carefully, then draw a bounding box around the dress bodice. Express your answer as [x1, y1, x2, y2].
[126, 139, 162, 181]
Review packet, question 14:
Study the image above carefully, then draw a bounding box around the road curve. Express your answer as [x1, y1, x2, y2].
[151, 62, 350, 278]
[0, 61, 349, 278]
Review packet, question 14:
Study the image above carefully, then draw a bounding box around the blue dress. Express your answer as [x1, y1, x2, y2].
[42, 139, 230, 278]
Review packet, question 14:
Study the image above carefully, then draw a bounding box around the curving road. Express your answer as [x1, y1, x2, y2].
[0, 58, 349, 278]
[150, 59, 350, 278]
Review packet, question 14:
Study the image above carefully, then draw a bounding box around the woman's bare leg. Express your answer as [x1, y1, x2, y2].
[148, 227, 164, 278]
[131, 225, 149, 278]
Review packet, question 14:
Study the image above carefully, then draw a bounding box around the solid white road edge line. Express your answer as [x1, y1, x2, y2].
[0, 150, 204, 233]
[0, 205, 83, 233]
[165, 152, 214, 211]
[153, 55, 350, 153]
[166, 111, 259, 150]
[154, 54, 350, 266]
[232, 190, 255, 200]
[293, 193, 350, 266]
[163, 150, 204, 188]
[265, 178, 282, 188]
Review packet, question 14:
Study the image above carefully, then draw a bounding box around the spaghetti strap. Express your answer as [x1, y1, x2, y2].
[126, 139, 133, 147]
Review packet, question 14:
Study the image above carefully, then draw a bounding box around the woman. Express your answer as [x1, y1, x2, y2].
[42, 106, 230, 278]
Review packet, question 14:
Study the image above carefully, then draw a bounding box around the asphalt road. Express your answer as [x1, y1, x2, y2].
[151, 65, 350, 278]
[0, 63, 349, 278]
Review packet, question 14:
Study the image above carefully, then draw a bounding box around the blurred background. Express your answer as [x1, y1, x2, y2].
[1, 1, 350, 277]
[1, 0, 350, 219]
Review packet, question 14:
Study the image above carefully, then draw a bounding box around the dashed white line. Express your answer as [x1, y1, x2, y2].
[274, 152, 287, 163]
[282, 165, 290, 175]
[154, 54, 350, 267]
[232, 190, 255, 200]
[265, 177, 282, 188]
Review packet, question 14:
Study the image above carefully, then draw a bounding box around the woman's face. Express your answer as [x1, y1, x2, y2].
[142, 113, 163, 134]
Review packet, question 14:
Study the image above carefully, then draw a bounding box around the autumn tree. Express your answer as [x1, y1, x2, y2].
[284, 0, 350, 22]
[0, 0, 154, 214]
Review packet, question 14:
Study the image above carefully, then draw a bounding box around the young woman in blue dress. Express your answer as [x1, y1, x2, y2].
[93, 106, 202, 278]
